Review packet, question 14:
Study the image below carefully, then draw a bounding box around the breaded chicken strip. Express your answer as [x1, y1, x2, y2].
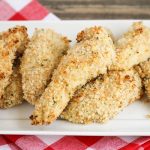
[61, 69, 142, 124]
[21, 29, 70, 105]
[111, 22, 150, 70]
[0, 61, 23, 108]
[30, 26, 116, 125]
[0, 26, 28, 99]
[135, 59, 150, 99]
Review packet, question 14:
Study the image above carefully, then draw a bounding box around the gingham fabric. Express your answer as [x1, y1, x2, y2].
[0, 0, 59, 21]
[0, 0, 150, 150]
[1, 135, 150, 150]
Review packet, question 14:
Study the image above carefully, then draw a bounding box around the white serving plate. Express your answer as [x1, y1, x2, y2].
[0, 20, 150, 136]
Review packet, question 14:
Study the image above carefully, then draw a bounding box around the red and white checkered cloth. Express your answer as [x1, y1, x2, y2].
[0, 0, 59, 21]
[0, 0, 150, 150]
[1, 135, 150, 150]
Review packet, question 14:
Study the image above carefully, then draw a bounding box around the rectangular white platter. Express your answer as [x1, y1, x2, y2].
[0, 20, 150, 136]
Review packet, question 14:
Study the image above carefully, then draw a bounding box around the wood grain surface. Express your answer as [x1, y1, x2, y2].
[39, 0, 150, 19]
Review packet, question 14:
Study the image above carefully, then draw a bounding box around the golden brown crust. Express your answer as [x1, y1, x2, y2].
[2, 26, 29, 55]
[61, 69, 142, 124]
[30, 26, 116, 125]
[110, 22, 150, 70]
[21, 28, 70, 105]
[77, 26, 115, 43]
[76, 26, 102, 42]
[0, 26, 28, 99]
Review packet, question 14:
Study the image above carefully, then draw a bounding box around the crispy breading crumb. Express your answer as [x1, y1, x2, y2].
[77, 26, 102, 42]
[61, 69, 142, 124]
[110, 22, 150, 70]
[30, 26, 116, 125]
[77, 26, 115, 43]
[21, 28, 70, 105]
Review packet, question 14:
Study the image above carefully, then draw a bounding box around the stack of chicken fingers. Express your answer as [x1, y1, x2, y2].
[1, 22, 150, 125]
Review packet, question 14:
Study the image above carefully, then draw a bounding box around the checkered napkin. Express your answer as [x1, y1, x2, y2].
[1, 135, 150, 150]
[0, 0, 150, 150]
[0, 0, 59, 21]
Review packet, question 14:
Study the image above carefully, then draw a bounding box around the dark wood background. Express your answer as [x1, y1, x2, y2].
[39, 0, 150, 19]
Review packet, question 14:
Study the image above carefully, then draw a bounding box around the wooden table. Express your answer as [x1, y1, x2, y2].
[39, 0, 150, 19]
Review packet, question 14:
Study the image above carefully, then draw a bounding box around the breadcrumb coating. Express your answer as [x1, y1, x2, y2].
[0, 61, 23, 108]
[61, 69, 142, 124]
[21, 28, 70, 105]
[76, 26, 115, 42]
[30, 26, 116, 125]
[110, 22, 150, 70]
[0, 26, 28, 99]
[135, 59, 150, 99]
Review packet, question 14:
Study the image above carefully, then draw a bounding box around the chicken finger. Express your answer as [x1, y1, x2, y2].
[111, 22, 150, 70]
[30, 26, 116, 125]
[0, 26, 28, 100]
[61, 69, 142, 124]
[21, 28, 70, 105]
